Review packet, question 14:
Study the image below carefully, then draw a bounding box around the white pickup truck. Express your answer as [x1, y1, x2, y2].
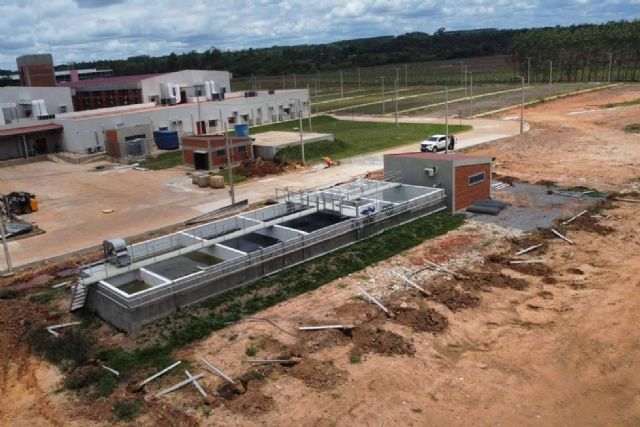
[419, 134, 457, 152]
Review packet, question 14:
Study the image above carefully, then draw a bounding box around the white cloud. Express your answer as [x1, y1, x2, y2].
[0, 0, 638, 69]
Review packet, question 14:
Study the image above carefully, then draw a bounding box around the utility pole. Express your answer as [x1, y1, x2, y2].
[395, 68, 399, 86]
[463, 65, 468, 97]
[307, 84, 312, 132]
[357, 68, 361, 90]
[527, 57, 531, 86]
[394, 78, 399, 127]
[293, 73, 297, 89]
[460, 61, 465, 88]
[220, 112, 235, 204]
[315, 78, 319, 114]
[381, 76, 385, 115]
[518, 76, 525, 134]
[0, 214, 13, 274]
[469, 71, 473, 116]
[444, 86, 449, 154]
[282, 73, 285, 89]
[340, 71, 344, 99]
[404, 64, 408, 88]
[608, 52, 613, 85]
[548, 60, 553, 86]
[297, 99, 305, 165]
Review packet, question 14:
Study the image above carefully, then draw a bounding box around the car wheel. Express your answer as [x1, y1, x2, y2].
[430, 146, 437, 153]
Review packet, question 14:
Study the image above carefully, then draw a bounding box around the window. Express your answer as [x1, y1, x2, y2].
[468, 171, 485, 186]
[208, 119, 218, 127]
[216, 149, 225, 157]
[238, 145, 247, 153]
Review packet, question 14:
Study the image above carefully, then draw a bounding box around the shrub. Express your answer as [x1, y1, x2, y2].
[29, 328, 92, 366]
[113, 400, 141, 422]
[245, 344, 257, 357]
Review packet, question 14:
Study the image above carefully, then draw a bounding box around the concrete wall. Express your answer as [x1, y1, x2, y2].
[85, 195, 446, 332]
[140, 70, 231, 102]
[384, 156, 455, 211]
[57, 89, 309, 153]
[0, 87, 74, 122]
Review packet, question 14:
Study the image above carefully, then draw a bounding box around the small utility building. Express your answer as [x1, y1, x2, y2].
[384, 152, 492, 212]
[182, 134, 254, 170]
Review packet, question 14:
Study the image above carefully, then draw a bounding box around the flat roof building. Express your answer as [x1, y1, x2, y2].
[384, 152, 493, 212]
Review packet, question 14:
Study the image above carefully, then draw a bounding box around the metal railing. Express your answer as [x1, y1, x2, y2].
[91, 190, 445, 309]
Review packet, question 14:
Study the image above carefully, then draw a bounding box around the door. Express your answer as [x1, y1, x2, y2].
[35, 138, 47, 154]
[193, 151, 209, 170]
[438, 136, 447, 150]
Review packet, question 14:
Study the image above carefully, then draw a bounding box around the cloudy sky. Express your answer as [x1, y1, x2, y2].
[1, 0, 639, 70]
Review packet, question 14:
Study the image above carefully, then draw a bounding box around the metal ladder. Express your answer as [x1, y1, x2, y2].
[70, 281, 89, 311]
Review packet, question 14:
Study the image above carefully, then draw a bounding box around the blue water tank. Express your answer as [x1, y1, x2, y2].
[153, 130, 180, 150]
[234, 123, 249, 137]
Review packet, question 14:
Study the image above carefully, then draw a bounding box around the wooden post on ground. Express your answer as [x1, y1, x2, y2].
[551, 229, 574, 245]
[356, 285, 393, 317]
[392, 271, 431, 296]
[155, 373, 205, 398]
[201, 358, 245, 393]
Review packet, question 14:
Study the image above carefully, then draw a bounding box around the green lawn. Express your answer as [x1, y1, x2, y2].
[139, 151, 183, 170]
[604, 98, 640, 108]
[251, 115, 471, 163]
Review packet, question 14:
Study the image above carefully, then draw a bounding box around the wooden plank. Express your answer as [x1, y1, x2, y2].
[551, 228, 574, 245]
[356, 285, 392, 317]
[515, 244, 543, 256]
[155, 373, 204, 398]
[185, 369, 207, 397]
[423, 260, 467, 279]
[509, 260, 545, 265]
[47, 321, 82, 330]
[392, 271, 431, 296]
[140, 361, 182, 386]
[562, 210, 587, 225]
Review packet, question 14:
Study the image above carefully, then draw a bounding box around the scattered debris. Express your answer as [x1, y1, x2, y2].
[356, 285, 393, 317]
[185, 369, 207, 397]
[51, 280, 71, 289]
[139, 361, 182, 387]
[101, 209, 114, 214]
[509, 260, 545, 264]
[101, 365, 120, 377]
[201, 358, 245, 393]
[46, 321, 82, 337]
[613, 197, 640, 204]
[350, 327, 415, 358]
[422, 259, 467, 279]
[551, 228, 574, 245]
[427, 284, 480, 311]
[298, 324, 354, 331]
[562, 210, 587, 225]
[515, 244, 543, 256]
[392, 271, 431, 296]
[155, 373, 205, 398]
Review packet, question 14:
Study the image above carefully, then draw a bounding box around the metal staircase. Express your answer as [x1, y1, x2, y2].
[70, 281, 89, 311]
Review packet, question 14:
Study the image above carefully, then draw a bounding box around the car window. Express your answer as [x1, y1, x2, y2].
[427, 136, 438, 141]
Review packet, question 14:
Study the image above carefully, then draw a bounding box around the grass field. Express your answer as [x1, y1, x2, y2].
[249, 115, 471, 163]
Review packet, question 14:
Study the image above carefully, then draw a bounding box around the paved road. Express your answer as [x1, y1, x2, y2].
[0, 116, 523, 268]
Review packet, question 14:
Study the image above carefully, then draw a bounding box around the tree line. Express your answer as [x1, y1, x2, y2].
[1, 20, 638, 86]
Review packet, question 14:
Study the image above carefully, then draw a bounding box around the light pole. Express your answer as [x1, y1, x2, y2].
[463, 65, 468, 97]
[404, 64, 408, 88]
[307, 84, 312, 132]
[220, 111, 236, 204]
[526, 57, 531, 86]
[516, 76, 525, 134]
[394, 77, 399, 127]
[468, 71, 473, 116]
[381, 76, 385, 115]
[548, 60, 553, 86]
[294, 99, 305, 165]
[282, 73, 285, 89]
[340, 70, 344, 99]
[293, 73, 297, 89]
[608, 52, 613, 85]
[357, 67, 361, 90]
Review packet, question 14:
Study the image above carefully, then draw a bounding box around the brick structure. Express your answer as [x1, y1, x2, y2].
[383, 152, 492, 213]
[17, 54, 56, 87]
[181, 134, 254, 170]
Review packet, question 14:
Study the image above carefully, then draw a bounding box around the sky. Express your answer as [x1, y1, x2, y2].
[1, 0, 639, 70]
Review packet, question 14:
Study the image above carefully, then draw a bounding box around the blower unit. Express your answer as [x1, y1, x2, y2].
[103, 238, 131, 267]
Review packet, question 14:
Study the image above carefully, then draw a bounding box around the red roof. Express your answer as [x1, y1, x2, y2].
[57, 73, 163, 88]
[0, 123, 63, 138]
[387, 152, 491, 161]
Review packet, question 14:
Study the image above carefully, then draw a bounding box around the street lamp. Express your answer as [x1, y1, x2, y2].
[608, 52, 613, 85]
[515, 76, 525, 134]
[380, 76, 385, 115]
[291, 98, 306, 165]
[434, 85, 450, 154]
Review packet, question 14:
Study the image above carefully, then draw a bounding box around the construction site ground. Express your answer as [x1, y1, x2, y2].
[1, 84, 639, 426]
